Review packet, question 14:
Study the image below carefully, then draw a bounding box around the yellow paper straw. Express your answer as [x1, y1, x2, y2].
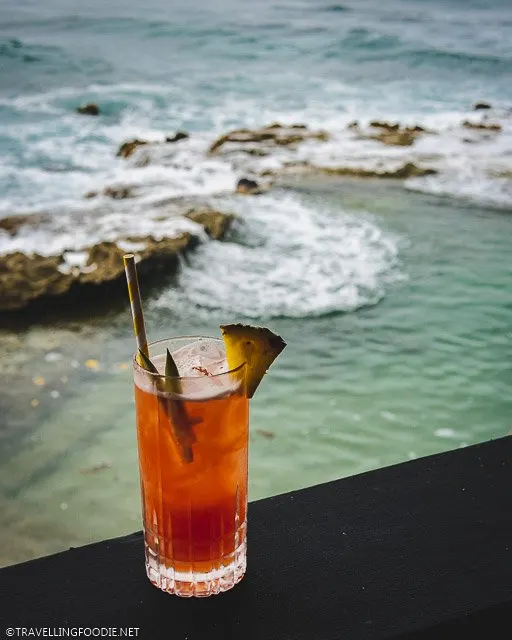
[123, 254, 148, 358]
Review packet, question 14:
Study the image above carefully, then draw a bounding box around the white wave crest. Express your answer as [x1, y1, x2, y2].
[1, 80, 511, 215]
[153, 192, 403, 319]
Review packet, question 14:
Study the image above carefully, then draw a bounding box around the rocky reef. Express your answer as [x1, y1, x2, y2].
[208, 123, 329, 155]
[184, 209, 235, 238]
[319, 162, 437, 179]
[0, 208, 234, 314]
[347, 120, 433, 147]
[262, 161, 437, 180]
[116, 131, 190, 160]
[462, 120, 502, 132]
[2, 108, 507, 321]
[116, 139, 150, 159]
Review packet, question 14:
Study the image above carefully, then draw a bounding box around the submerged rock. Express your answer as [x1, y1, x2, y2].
[133, 154, 151, 168]
[76, 103, 100, 116]
[208, 123, 329, 154]
[0, 214, 50, 237]
[236, 178, 262, 195]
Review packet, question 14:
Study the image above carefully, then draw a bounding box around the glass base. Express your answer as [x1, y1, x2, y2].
[145, 539, 247, 597]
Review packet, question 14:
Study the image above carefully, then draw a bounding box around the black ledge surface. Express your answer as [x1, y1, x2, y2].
[1, 436, 511, 639]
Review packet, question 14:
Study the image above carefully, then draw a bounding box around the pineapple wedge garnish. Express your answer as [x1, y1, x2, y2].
[220, 324, 286, 398]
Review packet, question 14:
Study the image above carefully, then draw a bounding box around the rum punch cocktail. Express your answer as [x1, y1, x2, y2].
[133, 336, 248, 597]
[124, 246, 285, 597]
[130, 325, 285, 597]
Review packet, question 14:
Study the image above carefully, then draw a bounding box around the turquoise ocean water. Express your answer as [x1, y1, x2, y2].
[0, 0, 511, 564]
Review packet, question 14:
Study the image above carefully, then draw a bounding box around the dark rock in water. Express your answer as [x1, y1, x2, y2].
[265, 122, 307, 130]
[84, 186, 134, 199]
[116, 139, 149, 158]
[79, 237, 198, 285]
[371, 130, 416, 146]
[242, 147, 271, 157]
[165, 131, 189, 143]
[0, 252, 74, 311]
[208, 123, 328, 154]
[391, 162, 437, 178]
[103, 185, 135, 200]
[369, 120, 400, 132]
[0, 209, 235, 313]
[117, 132, 188, 160]
[473, 102, 492, 111]
[236, 178, 262, 195]
[347, 120, 359, 130]
[297, 161, 438, 179]
[462, 120, 502, 132]
[209, 129, 273, 154]
[185, 208, 235, 239]
[366, 122, 432, 146]
[256, 429, 276, 439]
[76, 103, 100, 116]
[0, 237, 192, 312]
[77, 241, 124, 286]
[80, 462, 112, 475]
[0, 214, 49, 237]
[261, 161, 438, 180]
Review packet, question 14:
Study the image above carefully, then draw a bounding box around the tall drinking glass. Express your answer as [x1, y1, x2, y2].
[132, 336, 248, 597]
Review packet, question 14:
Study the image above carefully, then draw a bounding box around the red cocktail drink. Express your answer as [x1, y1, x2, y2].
[133, 336, 248, 597]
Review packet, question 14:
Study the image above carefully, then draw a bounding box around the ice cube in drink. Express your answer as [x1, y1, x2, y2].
[172, 337, 229, 376]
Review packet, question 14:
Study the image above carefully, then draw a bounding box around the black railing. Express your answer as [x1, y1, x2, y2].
[1, 436, 511, 639]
